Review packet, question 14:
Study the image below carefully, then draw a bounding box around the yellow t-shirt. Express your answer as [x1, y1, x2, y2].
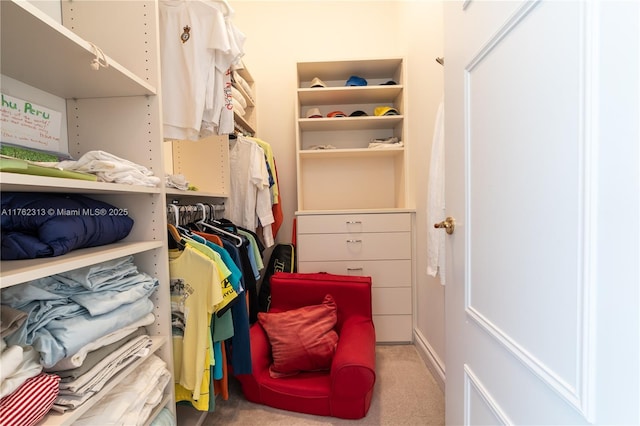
[174, 313, 212, 410]
[169, 246, 222, 399]
[185, 240, 238, 314]
[250, 137, 279, 204]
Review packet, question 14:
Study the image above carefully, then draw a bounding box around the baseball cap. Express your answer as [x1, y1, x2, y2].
[310, 77, 327, 88]
[327, 111, 347, 118]
[345, 75, 367, 86]
[380, 80, 397, 85]
[349, 110, 368, 117]
[305, 107, 322, 118]
[374, 106, 399, 116]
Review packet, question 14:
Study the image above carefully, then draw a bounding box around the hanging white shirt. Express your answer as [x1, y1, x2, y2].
[225, 136, 274, 233]
[159, 0, 228, 140]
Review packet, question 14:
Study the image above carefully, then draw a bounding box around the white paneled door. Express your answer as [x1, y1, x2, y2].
[443, 1, 639, 424]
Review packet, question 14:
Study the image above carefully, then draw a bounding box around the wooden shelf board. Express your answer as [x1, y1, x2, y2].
[299, 147, 404, 159]
[165, 188, 228, 199]
[0, 0, 156, 99]
[299, 115, 403, 131]
[295, 208, 416, 216]
[297, 58, 403, 81]
[298, 85, 402, 105]
[0, 241, 164, 288]
[0, 173, 161, 194]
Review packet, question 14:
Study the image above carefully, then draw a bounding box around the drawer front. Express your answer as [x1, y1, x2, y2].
[297, 232, 411, 261]
[373, 315, 413, 343]
[298, 260, 411, 288]
[297, 213, 411, 234]
[372, 287, 412, 315]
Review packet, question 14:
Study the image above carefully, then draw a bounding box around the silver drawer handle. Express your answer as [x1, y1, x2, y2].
[346, 220, 362, 224]
[346, 239, 362, 243]
[347, 267, 364, 271]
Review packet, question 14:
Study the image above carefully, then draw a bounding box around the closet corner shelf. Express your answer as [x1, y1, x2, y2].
[41, 336, 168, 426]
[0, 172, 162, 195]
[297, 85, 403, 105]
[0, 241, 164, 289]
[234, 113, 256, 135]
[298, 115, 403, 132]
[298, 147, 404, 159]
[0, 0, 156, 99]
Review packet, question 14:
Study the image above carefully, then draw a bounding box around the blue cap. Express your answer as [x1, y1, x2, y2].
[345, 75, 367, 86]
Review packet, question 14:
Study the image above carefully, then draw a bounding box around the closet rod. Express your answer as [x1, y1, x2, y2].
[166, 202, 225, 226]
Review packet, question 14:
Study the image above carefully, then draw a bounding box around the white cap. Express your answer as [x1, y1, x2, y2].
[305, 107, 322, 118]
[309, 77, 327, 88]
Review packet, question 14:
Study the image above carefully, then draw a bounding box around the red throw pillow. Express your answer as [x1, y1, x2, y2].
[258, 294, 339, 378]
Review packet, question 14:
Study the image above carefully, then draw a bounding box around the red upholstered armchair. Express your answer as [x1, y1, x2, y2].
[235, 272, 376, 419]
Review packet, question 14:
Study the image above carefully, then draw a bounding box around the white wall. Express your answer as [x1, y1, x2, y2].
[231, 0, 445, 387]
[398, 0, 446, 389]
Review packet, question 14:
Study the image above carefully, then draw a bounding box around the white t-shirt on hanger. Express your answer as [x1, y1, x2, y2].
[159, 0, 228, 140]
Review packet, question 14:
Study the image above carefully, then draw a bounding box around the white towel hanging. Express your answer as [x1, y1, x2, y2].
[427, 97, 446, 285]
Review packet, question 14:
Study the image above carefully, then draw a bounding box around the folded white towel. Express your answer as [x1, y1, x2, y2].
[0, 345, 24, 384]
[0, 346, 42, 398]
[165, 174, 189, 191]
[55, 150, 161, 187]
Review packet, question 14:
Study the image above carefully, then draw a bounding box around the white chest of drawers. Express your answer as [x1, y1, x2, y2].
[296, 212, 414, 342]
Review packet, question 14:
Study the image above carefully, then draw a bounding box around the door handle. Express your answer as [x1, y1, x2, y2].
[434, 217, 455, 235]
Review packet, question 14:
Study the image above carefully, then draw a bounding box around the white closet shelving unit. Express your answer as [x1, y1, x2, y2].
[1, 0, 174, 424]
[294, 58, 415, 343]
[295, 58, 408, 211]
[232, 66, 257, 136]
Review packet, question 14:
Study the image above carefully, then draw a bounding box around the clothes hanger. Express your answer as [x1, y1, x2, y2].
[170, 204, 205, 246]
[200, 0, 233, 17]
[167, 224, 186, 250]
[196, 203, 208, 222]
[219, 0, 233, 16]
[177, 223, 195, 238]
[167, 205, 186, 250]
[168, 204, 179, 227]
[196, 204, 243, 247]
[197, 219, 243, 247]
[210, 217, 239, 234]
[191, 203, 210, 233]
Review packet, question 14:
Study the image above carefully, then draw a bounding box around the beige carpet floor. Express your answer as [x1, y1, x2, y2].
[177, 344, 444, 426]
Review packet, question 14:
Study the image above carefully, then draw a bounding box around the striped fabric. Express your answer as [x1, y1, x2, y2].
[0, 373, 60, 426]
[258, 294, 338, 378]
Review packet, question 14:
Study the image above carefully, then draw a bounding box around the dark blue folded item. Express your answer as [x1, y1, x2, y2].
[1, 192, 134, 260]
